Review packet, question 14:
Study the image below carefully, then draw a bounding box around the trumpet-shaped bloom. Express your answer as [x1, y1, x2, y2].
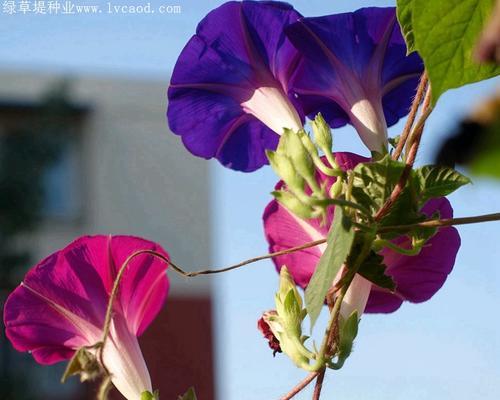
[167, 1, 303, 172]
[286, 7, 424, 152]
[263, 153, 460, 315]
[4, 235, 169, 400]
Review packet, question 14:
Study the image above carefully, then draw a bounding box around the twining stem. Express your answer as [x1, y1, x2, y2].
[97, 211, 500, 294]
[312, 369, 326, 400]
[172, 240, 327, 277]
[280, 372, 320, 400]
[312, 235, 374, 371]
[392, 72, 428, 161]
[379, 212, 500, 233]
[374, 87, 433, 221]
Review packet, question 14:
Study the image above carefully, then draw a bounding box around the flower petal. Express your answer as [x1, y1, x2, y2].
[286, 7, 424, 150]
[102, 314, 152, 399]
[4, 235, 169, 364]
[167, 1, 303, 171]
[107, 236, 170, 336]
[369, 198, 460, 311]
[263, 153, 460, 314]
[263, 153, 369, 288]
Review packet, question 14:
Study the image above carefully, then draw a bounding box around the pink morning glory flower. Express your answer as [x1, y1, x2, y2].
[263, 153, 461, 316]
[3, 235, 169, 400]
[286, 7, 424, 152]
[167, 1, 304, 172]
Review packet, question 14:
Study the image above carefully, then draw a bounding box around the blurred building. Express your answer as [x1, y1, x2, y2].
[0, 70, 215, 400]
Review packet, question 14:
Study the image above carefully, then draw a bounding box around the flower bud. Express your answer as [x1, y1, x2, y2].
[266, 150, 305, 197]
[259, 267, 315, 369]
[272, 190, 316, 220]
[283, 129, 317, 188]
[311, 113, 333, 155]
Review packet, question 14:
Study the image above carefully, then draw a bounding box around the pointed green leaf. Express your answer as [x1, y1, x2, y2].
[352, 155, 406, 209]
[412, 0, 500, 104]
[357, 251, 396, 291]
[305, 207, 355, 329]
[415, 165, 471, 203]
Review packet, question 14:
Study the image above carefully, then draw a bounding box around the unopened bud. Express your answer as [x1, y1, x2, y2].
[311, 113, 332, 154]
[272, 190, 316, 220]
[266, 151, 305, 197]
[284, 129, 316, 186]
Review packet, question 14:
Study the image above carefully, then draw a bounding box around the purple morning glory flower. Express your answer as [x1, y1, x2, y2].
[167, 1, 304, 172]
[286, 7, 424, 152]
[4, 235, 170, 400]
[263, 152, 461, 315]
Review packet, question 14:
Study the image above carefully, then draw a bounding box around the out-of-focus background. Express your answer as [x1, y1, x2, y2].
[0, 1, 498, 399]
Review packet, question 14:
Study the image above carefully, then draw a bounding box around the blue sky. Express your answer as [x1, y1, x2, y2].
[1, 1, 499, 399]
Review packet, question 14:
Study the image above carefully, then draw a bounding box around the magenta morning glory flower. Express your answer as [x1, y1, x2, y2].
[4, 235, 169, 400]
[286, 7, 424, 152]
[263, 152, 461, 316]
[167, 1, 304, 172]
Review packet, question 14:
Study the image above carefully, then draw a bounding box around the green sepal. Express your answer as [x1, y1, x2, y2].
[177, 387, 196, 400]
[331, 311, 359, 369]
[61, 346, 102, 383]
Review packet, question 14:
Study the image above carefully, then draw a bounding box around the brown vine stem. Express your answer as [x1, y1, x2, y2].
[392, 71, 428, 161]
[374, 87, 433, 221]
[169, 239, 327, 277]
[312, 369, 326, 400]
[99, 210, 500, 290]
[279, 372, 320, 400]
[378, 212, 500, 233]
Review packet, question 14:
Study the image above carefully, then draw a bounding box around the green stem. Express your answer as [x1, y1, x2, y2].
[310, 233, 374, 371]
[374, 239, 422, 256]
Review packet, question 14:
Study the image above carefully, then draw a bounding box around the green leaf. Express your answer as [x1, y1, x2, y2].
[352, 155, 406, 209]
[411, 0, 500, 104]
[304, 208, 355, 329]
[357, 251, 396, 291]
[396, 0, 416, 53]
[415, 165, 471, 203]
[178, 387, 197, 400]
